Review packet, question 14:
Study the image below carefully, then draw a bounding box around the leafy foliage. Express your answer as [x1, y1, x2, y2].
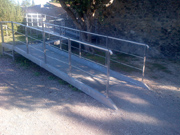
[32, 0, 35, 6]
[58, 0, 113, 31]
[21, 0, 31, 7]
[0, 0, 23, 22]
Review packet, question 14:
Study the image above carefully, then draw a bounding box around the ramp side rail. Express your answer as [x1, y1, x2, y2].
[25, 13, 149, 82]
[0, 21, 113, 97]
[44, 22, 149, 82]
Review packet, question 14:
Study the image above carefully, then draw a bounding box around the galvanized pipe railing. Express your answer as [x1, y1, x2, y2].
[17, 13, 150, 82]
[1, 18, 149, 84]
[0, 21, 113, 97]
[43, 21, 149, 82]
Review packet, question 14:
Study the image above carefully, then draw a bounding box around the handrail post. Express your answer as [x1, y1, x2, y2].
[79, 30, 82, 57]
[106, 50, 110, 98]
[142, 46, 147, 82]
[68, 39, 72, 76]
[42, 22, 46, 63]
[60, 22, 62, 50]
[11, 21, 15, 60]
[0, 22, 4, 55]
[26, 14, 28, 26]
[25, 25, 29, 54]
[5, 25, 8, 36]
[31, 14, 33, 26]
[45, 15, 46, 22]
[37, 13, 39, 27]
[105, 36, 108, 66]
[60, 37, 62, 50]
[53, 20, 55, 32]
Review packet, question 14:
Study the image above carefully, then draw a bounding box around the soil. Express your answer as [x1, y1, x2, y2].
[0, 54, 180, 135]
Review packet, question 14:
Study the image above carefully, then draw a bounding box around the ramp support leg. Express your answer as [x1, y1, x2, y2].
[68, 39, 72, 77]
[106, 51, 110, 98]
[42, 22, 46, 63]
[11, 22, 15, 60]
[0, 23, 4, 55]
[25, 26, 29, 54]
[105, 36, 108, 66]
[142, 46, 147, 82]
[79, 31, 82, 57]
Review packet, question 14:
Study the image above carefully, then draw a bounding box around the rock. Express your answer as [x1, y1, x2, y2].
[54, 40, 60, 45]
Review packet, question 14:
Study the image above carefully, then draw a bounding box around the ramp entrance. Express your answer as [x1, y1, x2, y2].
[0, 19, 149, 109]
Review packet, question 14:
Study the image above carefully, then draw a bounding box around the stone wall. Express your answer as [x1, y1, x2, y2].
[98, 0, 180, 59]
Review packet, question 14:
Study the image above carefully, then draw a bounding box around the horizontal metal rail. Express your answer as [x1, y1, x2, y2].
[14, 38, 26, 45]
[42, 29, 113, 54]
[44, 22, 149, 48]
[46, 43, 107, 68]
[27, 35, 43, 42]
[112, 49, 144, 59]
[2, 28, 11, 31]
[15, 31, 26, 36]
[0, 21, 11, 23]
[111, 58, 142, 71]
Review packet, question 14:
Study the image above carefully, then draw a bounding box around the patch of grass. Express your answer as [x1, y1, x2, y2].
[151, 75, 159, 79]
[112, 53, 139, 63]
[34, 72, 40, 76]
[58, 79, 68, 85]
[15, 56, 31, 68]
[83, 53, 105, 65]
[151, 63, 172, 74]
[58, 78, 81, 92]
[48, 75, 56, 80]
[68, 84, 81, 92]
[111, 60, 138, 73]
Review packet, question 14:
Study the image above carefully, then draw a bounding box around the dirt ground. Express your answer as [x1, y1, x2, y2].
[0, 54, 180, 135]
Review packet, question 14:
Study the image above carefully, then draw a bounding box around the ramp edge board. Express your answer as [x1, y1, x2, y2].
[46, 45, 150, 90]
[2, 43, 13, 50]
[14, 46, 118, 110]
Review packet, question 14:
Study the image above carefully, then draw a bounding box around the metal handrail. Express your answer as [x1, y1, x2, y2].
[44, 20, 149, 78]
[16, 17, 149, 72]
[9, 18, 148, 80]
[0, 20, 149, 97]
[44, 22, 149, 48]
[1, 21, 109, 54]
[11, 21, 111, 54]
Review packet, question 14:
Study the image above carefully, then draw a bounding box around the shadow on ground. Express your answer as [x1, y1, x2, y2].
[0, 56, 180, 135]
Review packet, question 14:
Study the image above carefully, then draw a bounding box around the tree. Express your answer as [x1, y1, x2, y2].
[0, 0, 23, 22]
[50, 0, 58, 2]
[32, 0, 35, 6]
[21, 0, 31, 7]
[58, 0, 114, 43]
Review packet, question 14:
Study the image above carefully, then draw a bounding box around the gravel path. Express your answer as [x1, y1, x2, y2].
[0, 56, 180, 135]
